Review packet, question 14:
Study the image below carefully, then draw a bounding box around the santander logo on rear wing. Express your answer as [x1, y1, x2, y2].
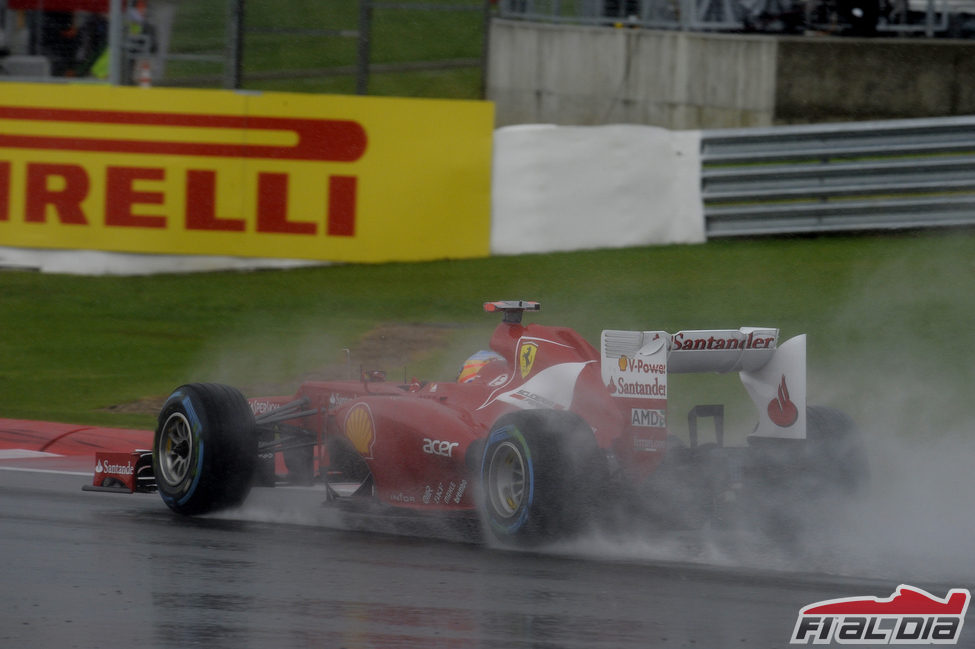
[601, 327, 807, 439]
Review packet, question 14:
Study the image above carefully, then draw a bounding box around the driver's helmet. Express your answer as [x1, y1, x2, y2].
[457, 350, 505, 383]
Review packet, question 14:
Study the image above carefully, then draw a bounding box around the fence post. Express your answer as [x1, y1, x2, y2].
[480, 0, 492, 99]
[226, 0, 245, 89]
[107, 0, 124, 85]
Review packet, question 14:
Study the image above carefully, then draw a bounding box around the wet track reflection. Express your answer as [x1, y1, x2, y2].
[2, 469, 970, 649]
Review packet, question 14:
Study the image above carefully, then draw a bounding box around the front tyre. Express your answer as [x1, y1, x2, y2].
[153, 383, 257, 516]
[480, 410, 607, 546]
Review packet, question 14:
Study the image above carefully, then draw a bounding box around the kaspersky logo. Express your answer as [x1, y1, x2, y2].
[791, 584, 971, 645]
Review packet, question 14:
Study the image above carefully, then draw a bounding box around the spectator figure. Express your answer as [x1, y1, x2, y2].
[38, 10, 77, 75]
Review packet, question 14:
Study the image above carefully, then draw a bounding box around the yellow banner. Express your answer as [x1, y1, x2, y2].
[0, 84, 494, 262]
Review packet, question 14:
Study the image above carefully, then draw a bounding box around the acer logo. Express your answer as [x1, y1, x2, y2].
[422, 438, 458, 457]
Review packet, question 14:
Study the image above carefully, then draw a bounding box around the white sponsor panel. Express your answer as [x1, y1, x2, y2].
[495, 361, 592, 411]
[740, 334, 806, 440]
[600, 330, 669, 401]
[668, 327, 778, 373]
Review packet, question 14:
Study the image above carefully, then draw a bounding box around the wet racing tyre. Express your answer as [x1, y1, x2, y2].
[741, 405, 867, 547]
[804, 405, 868, 496]
[480, 409, 608, 546]
[153, 383, 258, 516]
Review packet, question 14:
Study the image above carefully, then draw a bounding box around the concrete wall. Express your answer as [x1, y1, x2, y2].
[488, 20, 778, 129]
[488, 19, 975, 129]
[775, 37, 975, 122]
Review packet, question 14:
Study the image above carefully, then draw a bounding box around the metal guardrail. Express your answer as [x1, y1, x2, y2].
[700, 116, 975, 236]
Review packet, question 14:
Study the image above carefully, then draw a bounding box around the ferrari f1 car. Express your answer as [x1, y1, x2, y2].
[99, 301, 867, 545]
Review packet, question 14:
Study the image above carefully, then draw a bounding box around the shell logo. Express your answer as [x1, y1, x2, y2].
[618, 355, 628, 372]
[344, 403, 376, 458]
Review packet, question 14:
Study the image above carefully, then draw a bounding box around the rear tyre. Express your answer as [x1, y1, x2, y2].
[804, 405, 868, 496]
[480, 410, 608, 546]
[153, 383, 258, 516]
[742, 405, 867, 546]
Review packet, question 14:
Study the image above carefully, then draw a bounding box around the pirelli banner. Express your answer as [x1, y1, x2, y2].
[0, 83, 494, 262]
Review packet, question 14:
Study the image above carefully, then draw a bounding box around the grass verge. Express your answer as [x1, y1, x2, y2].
[2, 231, 974, 441]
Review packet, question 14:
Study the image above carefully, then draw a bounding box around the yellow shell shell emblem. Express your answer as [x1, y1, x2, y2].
[344, 403, 375, 458]
[519, 342, 538, 379]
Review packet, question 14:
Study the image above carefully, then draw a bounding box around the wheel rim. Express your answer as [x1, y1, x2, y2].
[486, 440, 527, 518]
[158, 412, 193, 486]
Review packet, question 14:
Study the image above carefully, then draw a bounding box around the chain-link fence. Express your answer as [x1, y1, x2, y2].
[0, 0, 490, 97]
[497, 0, 975, 36]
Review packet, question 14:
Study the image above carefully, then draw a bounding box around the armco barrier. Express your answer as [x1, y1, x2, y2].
[0, 83, 494, 264]
[701, 116, 975, 237]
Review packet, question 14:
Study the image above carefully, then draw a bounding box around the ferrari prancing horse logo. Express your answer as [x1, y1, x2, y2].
[519, 342, 538, 379]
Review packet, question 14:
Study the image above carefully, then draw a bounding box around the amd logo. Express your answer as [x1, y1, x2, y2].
[631, 408, 666, 428]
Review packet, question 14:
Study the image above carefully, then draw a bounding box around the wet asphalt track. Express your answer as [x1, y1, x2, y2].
[2, 467, 972, 649]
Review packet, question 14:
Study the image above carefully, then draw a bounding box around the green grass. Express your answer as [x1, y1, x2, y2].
[4, 231, 975, 440]
[163, 0, 486, 98]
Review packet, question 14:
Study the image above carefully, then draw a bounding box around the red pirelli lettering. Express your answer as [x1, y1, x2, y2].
[26, 163, 89, 225]
[257, 172, 316, 235]
[185, 170, 245, 231]
[327, 176, 357, 237]
[105, 166, 166, 229]
[0, 161, 8, 221]
[1, 160, 358, 238]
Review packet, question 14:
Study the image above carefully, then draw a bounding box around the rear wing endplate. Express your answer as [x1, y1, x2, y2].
[601, 328, 806, 439]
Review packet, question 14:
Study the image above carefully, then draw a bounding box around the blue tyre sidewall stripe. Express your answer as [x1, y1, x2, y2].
[482, 424, 534, 535]
[158, 389, 206, 508]
[176, 395, 206, 507]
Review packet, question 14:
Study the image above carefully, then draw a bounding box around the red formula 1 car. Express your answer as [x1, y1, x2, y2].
[98, 301, 866, 545]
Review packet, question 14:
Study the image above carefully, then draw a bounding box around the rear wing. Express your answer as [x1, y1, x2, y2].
[601, 328, 806, 439]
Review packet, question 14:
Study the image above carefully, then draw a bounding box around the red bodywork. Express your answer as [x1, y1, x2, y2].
[249, 318, 667, 512]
